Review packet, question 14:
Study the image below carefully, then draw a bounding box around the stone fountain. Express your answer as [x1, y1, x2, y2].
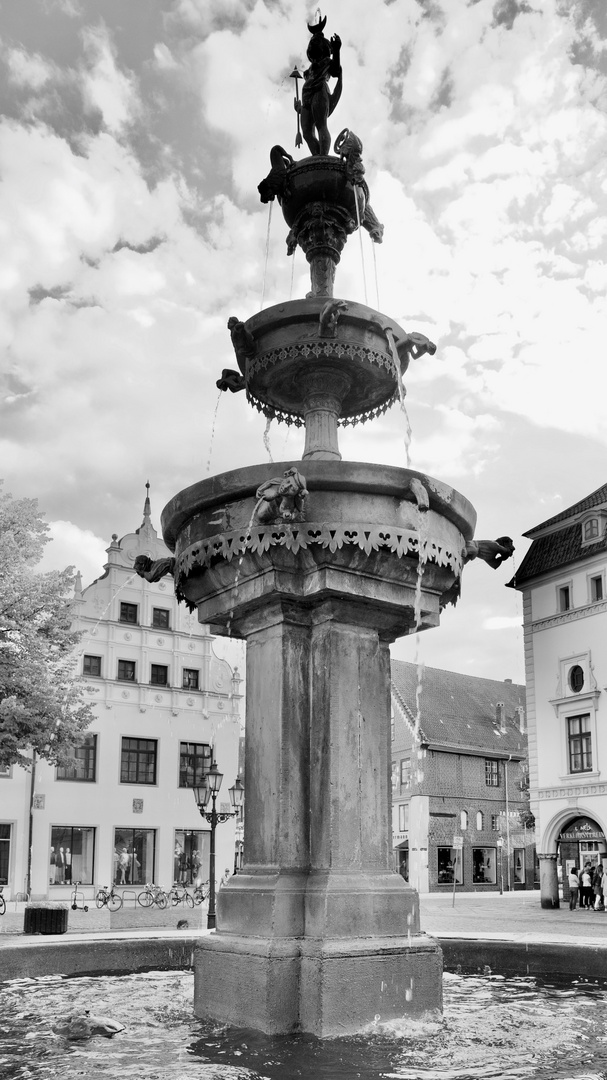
[160, 16, 512, 1038]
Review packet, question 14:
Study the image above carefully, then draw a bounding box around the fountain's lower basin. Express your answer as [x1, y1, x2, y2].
[3, 966, 607, 1080]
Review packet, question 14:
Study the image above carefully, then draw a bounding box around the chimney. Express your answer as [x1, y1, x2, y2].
[504, 678, 512, 684]
[496, 702, 506, 733]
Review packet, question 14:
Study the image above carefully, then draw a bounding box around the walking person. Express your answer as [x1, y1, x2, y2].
[580, 864, 593, 909]
[568, 866, 580, 910]
[602, 867, 607, 912]
[593, 863, 604, 910]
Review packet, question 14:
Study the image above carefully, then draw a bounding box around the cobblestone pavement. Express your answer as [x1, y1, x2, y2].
[420, 889, 607, 944]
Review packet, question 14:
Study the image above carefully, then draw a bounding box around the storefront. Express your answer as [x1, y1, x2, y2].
[559, 817, 606, 903]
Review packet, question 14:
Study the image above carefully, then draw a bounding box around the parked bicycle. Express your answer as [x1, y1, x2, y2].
[192, 882, 209, 906]
[137, 883, 168, 909]
[70, 881, 89, 912]
[0, 886, 5, 916]
[95, 884, 123, 911]
[167, 884, 194, 908]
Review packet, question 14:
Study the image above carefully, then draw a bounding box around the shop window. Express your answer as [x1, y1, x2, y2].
[117, 659, 136, 682]
[485, 759, 500, 787]
[0, 824, 11, 885]
[120, 737, 157, 785]
[179, 741, 212, 788]
[398, 803, 409, 832]
[473, 847, 496, 885]
[400, 758, 411, 788]
[513, 848, 525, 885]
[590, 575, 603, 602]
[174, 829, 208, 886]
[56, 734, 97, 782]
[152, 607, 170, 629]
[183, 668, 199, 690]
[568, 665, 584, 693]
[476, 811, 484, 831]
[83, 654, 101, 677]
[437, 847, 463, 885]
[568, 714, 592, 773]
[119, 602, 138, 624]
[558, 586, 571, 612]
[49, 826, 94, 885]
[113, 828, 155, 886]
[150, 664, 168, 686]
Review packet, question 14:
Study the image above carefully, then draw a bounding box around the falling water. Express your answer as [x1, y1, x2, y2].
[262, 417, 273, 462]
[225, 506, 258, 638]
[205, 391, 222, 474]
[289, 246, 296, 300]
[384, 327, 412, 468]
[260, 201, 274, 310]
[371, 241, 380, 310]
[76, 573, 139, 659]
[411, 484, 430, 783]
[354, 193, 368, 305]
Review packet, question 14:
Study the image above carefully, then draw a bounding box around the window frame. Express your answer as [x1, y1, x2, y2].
[557, 583, 572, 613]
[437, 846, 463, 885]
[49, 826, 95, 885]
[179, 741, 212, 788]
[150, 663, 169, 687]
[398, 803, 409, 832]
[399, 757, 411, 789]
[83, 654, 102, 677]
[56, 733, 98, 783]
[182, 668, 200, 690]
[120, 737, 158, 785]
[485, 759, 500, 787]
[119, 601, 138, 624]
[473, 846, 497, 885]
[152, 607, 170, 629]
[589, 573, 604, 603]
[567, 713, 592, 774]
[117, 659, 136, 682]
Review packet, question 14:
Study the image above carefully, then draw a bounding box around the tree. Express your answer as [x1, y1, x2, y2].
[0, 483, 93, 770]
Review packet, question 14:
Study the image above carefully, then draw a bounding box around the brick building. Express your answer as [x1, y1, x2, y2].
[391, 660, 533, 893]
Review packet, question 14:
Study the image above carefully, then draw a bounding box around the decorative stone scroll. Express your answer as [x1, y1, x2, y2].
[174, 521, 464, 587]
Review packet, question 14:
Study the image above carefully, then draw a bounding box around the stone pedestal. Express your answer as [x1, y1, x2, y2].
[538, 853, 560, 909]
[162, 460, 475, 1035]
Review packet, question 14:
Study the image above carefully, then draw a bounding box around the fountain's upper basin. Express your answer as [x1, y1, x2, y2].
[162, 461, 477, 635]
[277, 154, 364, 227]
[243, 298, 411, 425]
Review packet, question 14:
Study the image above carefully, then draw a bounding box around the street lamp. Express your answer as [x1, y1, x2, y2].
[193, 761, 244, 929]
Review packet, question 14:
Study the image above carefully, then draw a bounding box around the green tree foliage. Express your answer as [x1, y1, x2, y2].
[0, 484, 93, 769]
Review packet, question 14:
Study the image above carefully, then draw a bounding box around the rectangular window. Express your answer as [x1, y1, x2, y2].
[400, 758, 411, 788]
[56, 734, 97, 782]
[174, 829, 209, 886]
[150, 664, 168, 686]
[590, 576, 603, 602]
[179, 742, 212, 788]
[485, 759, 500, 787]
[121, 738, 157, 785]
[113, 828, 155, 887]
[0, 824, 11, 885]
[491, 814, 500, 831]
[558, 586, 571, 612]
[513, 848, 525, 885]
[152, 607, 170, 629]
[50, 826, 95, 885]
[117, 659, 136, 682]
[398, 803, 409, 832]
[182, 668, 199, 690]
[584, 519, 599, 541]
[83, 654, 101, 677]
[568, 714, 592, 773]
[0, 765, 12, 778]
[119, 602, 138, 624]
[391, 761, 398, 792]
[437, 847, 462, 885]
[473, 847, 497, 885]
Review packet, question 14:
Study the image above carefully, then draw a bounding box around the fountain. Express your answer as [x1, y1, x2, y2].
[160, 16, 513, 1038]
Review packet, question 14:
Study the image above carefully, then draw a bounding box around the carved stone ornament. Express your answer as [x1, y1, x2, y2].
[253, 467, 309, 524]
[298, 17, 343, 157]
[463, 536, 515, 570]
[134, 554, 175, 582]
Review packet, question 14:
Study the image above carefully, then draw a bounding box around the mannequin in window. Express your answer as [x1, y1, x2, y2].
[64, 847, 72, 884]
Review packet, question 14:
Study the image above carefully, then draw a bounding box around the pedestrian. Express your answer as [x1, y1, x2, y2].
[602, 867, 607, 912]
[593, 864, 604, 910]
[568, 866, 580, 910]
[580, 864, 593, 909]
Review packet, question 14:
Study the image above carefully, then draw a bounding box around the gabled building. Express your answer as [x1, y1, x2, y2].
[391, 660, 531, 893]
[511, 482, 607, 907]
[0, 488, 242, 902]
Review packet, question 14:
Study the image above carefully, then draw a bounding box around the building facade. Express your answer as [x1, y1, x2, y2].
[0, 490, 242, 902]
[512, 483, 607, 907]
[391, 660, 532, 893]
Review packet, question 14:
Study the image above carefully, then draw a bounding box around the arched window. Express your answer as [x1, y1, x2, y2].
[476, 811, 484, 831]
[460, 810, 468, 830]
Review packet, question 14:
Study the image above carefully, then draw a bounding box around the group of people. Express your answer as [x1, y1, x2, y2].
[568, 862, 607, 910]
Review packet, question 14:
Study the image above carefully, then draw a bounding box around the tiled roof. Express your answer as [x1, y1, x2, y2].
[512, 523, 607, 588]
[391, 660, 526, 755]
[525, 482, 607, 536]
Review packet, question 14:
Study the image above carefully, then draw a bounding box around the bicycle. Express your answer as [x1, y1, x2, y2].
[0, 886, 5, 916]
[192, 882, 209, 906]
[167, 884, 194, 908]
[95, 884, 123, 911]
[70, 881, 89, 912]
[137, 883, 168, 909]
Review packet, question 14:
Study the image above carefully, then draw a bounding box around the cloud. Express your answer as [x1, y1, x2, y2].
[37, 519, 107, 584]
[483, 615, 523, 631]
[80, 25, 140, 133]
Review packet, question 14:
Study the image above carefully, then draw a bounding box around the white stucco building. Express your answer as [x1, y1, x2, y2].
[0, 488, 243, 902]
[512, 482, 607, 906]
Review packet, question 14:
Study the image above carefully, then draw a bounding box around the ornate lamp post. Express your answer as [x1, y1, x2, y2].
[193, 761, 244, 929]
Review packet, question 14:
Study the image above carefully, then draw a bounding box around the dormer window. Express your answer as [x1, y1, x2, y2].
[584, 518, 599, 542]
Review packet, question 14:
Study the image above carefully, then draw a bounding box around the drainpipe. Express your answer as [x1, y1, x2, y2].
[26, 750, 37, 900]
[504, 755, 512, 892]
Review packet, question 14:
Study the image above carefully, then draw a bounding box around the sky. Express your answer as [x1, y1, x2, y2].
[1, 0, 606, 684]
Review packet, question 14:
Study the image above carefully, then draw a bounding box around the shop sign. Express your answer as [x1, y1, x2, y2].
[560, 819, 605, 842]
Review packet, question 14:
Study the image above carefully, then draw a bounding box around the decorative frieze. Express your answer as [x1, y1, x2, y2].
[539, 783, 607, 799]
[532, 599, 607, 632]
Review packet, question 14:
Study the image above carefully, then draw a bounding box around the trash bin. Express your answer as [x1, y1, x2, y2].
[24, 903, 69, 935]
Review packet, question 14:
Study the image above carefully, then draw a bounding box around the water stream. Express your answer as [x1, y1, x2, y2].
[384, 328, 412, 468]
[205, 392, 223, 474]
[3, 969, 607, 1080]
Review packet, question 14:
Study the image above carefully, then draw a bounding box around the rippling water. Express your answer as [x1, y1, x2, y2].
[1, 969, 607, 1080]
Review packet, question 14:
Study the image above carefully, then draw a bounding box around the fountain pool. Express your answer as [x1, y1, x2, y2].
[3, 969, 607, 1080]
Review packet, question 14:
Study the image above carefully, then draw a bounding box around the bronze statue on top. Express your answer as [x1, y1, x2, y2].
[296, 16, 342, 156]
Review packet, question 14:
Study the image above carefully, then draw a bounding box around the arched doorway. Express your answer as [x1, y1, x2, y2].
[558, 816, 607, 903]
